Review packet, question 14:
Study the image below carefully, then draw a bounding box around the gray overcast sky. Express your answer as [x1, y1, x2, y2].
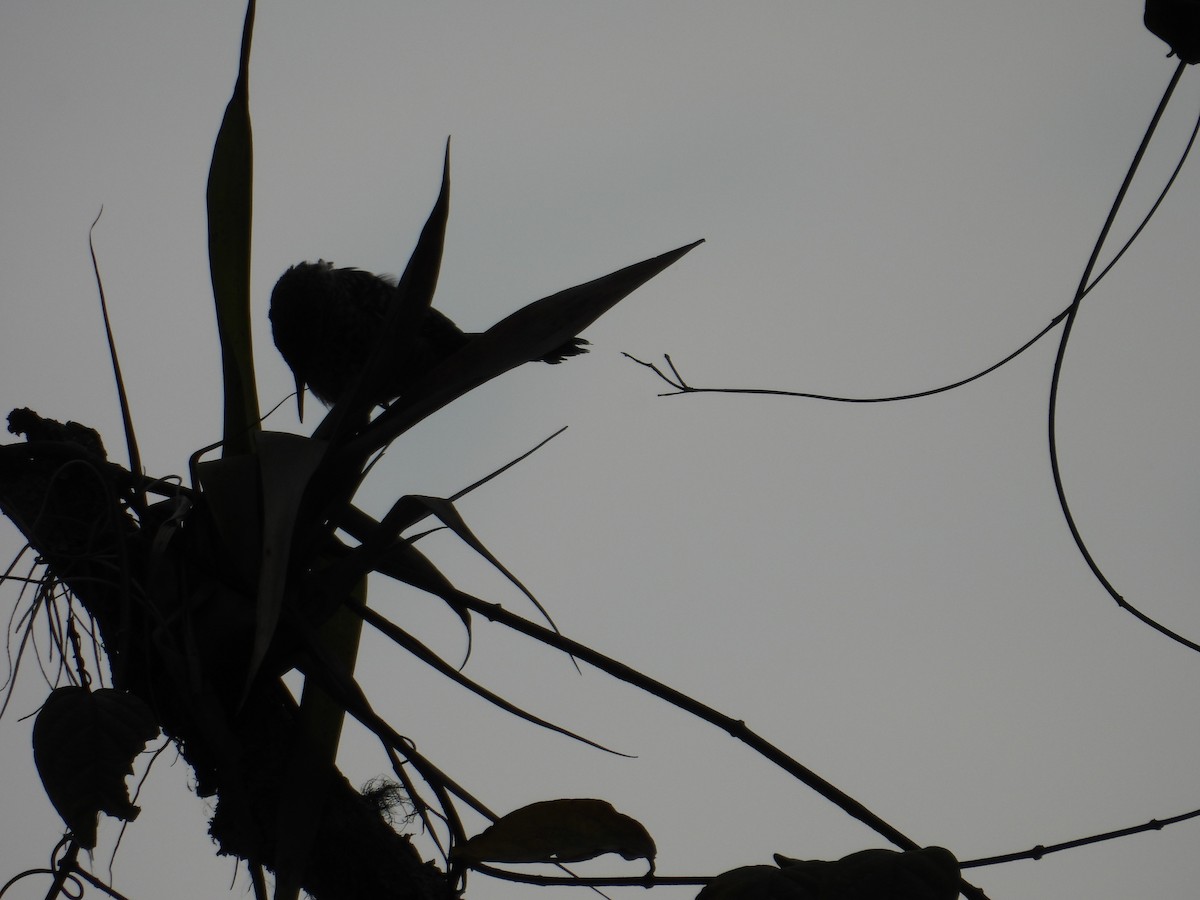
[3, 3, 1200, 899]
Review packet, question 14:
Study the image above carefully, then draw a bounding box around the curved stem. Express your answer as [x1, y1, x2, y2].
[1047, 60, 1200, 653]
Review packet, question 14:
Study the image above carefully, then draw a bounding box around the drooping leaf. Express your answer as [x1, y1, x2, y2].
[323, 504, 473, 641]
[405, 494, 559, 631]
[451, 798, 656, 872]
[32, 687, 159, 850]
[208, 0, 261, 456]
[358, 606, 627, 756]
[326, 425, 573, 640]
[365, 523, 473, 631]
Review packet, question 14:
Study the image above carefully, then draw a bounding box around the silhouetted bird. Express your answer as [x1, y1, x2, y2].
[269, 261, 588, 418]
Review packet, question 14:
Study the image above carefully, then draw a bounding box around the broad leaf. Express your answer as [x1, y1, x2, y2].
[405, 494, 559, 631]
[242, 430, 330, 702]
[32, 687, 159, 850]
[322, 504, 474, 640]
[452, 798, 656, 872]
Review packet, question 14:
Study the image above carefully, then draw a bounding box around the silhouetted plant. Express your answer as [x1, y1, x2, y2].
[0, 4, 699, 899]
[7, 5, 1193, 900]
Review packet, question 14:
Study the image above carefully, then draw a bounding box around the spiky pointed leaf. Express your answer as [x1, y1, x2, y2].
[316, 141, 451, 443]
[353, 239, 704, 457]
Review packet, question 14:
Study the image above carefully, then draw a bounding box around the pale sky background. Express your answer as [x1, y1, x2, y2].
[3, 3, 1200, 899]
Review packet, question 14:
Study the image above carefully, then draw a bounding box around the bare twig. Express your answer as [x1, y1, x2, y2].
[629, 63, 1200, 657]
[961, 805, 1200, 869]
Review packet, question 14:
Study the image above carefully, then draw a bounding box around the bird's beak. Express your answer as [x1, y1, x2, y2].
[294, 374, 306, 422]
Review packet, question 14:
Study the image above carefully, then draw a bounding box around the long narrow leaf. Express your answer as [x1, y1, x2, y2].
[88, 210, 144, 512]
[356, 605, 628, 756]
[327, 427, 568, 598]
[315, 141, 451, 444]
[295, 513, 951, 886]
[323, 514, 473, 636]
[284, 615, 495, 828]
[207, 0, 261, 456]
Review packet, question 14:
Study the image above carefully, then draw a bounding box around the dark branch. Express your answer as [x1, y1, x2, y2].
[961, 805, 1200, 869]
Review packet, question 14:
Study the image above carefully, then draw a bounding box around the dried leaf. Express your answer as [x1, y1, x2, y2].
[32, 687, 159, 850]
[452, 798, 656, 872]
